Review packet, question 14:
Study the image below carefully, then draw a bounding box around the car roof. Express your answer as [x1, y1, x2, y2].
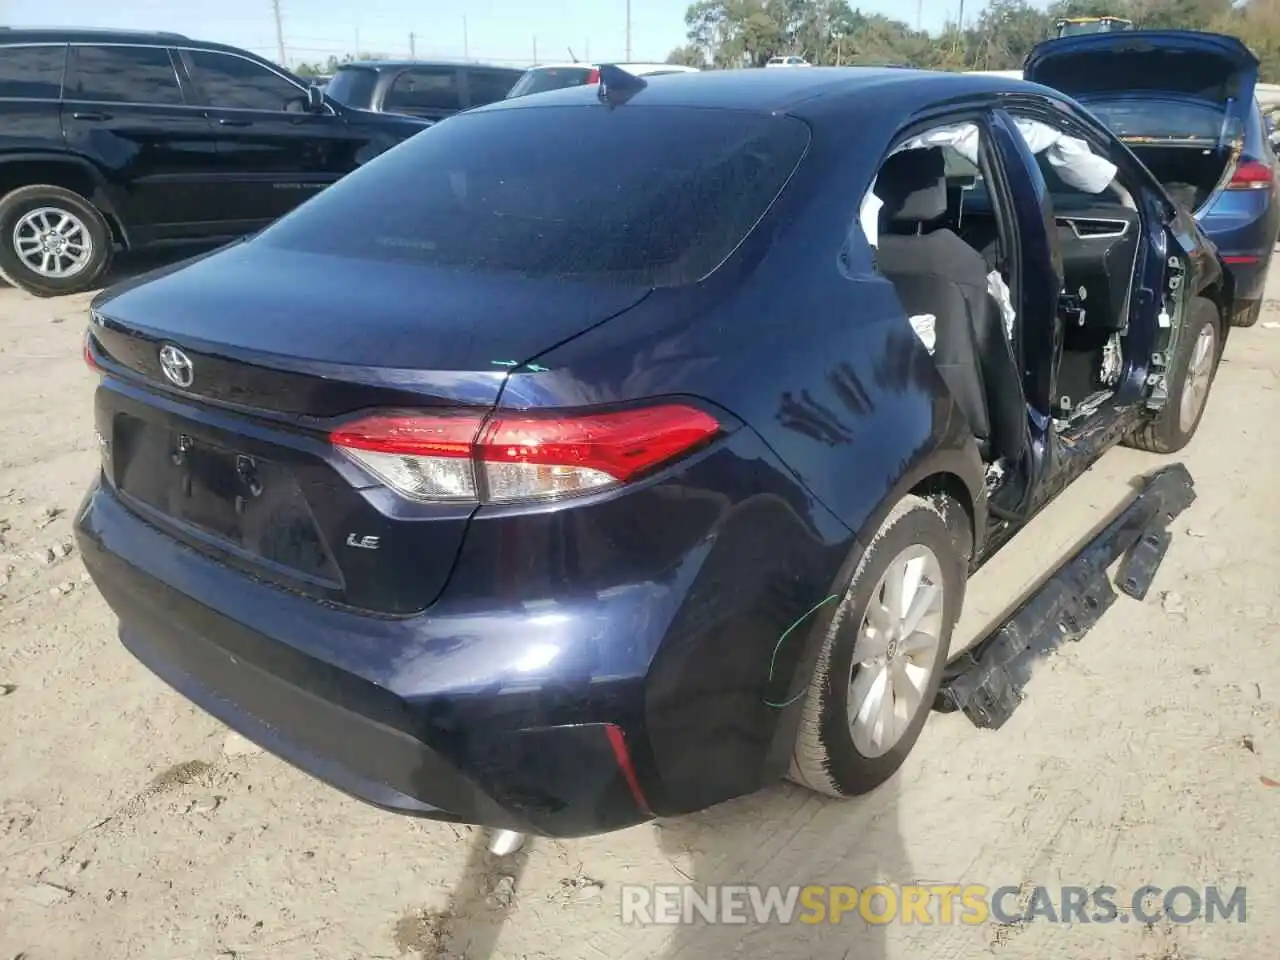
[0, 26, 303, 64]
[478, 66, 1039, 119]
[0, 26, 191, 44]
[343, 59, 523, 72]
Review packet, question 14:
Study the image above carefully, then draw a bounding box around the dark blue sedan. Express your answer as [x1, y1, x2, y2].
[1027, 30, 1280, 327]
[77, 65, 1229, 844]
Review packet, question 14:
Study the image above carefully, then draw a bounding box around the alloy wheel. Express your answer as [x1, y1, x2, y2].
[13, 206, 94, 279]
[847, 544, 944, 759]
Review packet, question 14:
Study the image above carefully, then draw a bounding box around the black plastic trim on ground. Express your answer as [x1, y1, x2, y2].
[935, 462, 1196, 730]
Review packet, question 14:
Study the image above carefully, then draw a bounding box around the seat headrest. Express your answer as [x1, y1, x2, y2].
[876, 147, 947, 224]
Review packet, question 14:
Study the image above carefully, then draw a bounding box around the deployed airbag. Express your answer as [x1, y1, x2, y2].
[860, 120, 1118, 243]
[1013, 118, 1117, 195]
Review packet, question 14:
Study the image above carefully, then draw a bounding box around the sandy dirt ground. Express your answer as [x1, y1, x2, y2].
[2, 255, 1279, 960]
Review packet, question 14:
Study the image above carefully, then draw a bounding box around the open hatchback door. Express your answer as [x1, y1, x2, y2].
[1025, 30, 1260, 212]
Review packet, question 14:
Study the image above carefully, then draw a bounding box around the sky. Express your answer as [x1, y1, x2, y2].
[5, 0, 1004, 69]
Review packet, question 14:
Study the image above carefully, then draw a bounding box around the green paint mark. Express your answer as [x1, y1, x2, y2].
[763, 593, 840, 709]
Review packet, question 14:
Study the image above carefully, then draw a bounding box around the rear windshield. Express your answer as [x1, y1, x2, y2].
[256, 105, 810, 286]
[324, 66, 379, 108]
[1087, 98, 1231, 141]
[506, 67, 593, 98]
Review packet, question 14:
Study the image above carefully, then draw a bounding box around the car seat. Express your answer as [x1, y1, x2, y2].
[873, 147, 1026, 464]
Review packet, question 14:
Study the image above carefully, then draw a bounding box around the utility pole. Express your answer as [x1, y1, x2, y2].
[354, 26, 361, 58]
[916, 0, 923, 32]
[270, 0, 286, 66]
[957, 0, 965, 30]
[409, 31, 416, 58]
[625, 0, 632, 61]
[463, 17, 469, 60]
[533, 35, 538, 65]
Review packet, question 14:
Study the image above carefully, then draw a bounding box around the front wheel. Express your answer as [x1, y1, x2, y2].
[1125, 296, 1221, 455]
[0, 184, 113, 297]
[789, 495, 965, 798]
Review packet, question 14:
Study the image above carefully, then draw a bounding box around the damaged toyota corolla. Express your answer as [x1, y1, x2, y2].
[77, 65, 1227, 843]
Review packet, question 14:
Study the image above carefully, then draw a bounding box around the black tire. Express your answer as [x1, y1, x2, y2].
[1232, 299, 1261, 328]
[789, 494, 965, 798]
[0, 184, 113, 297]
[1125, 296, 1221, 455]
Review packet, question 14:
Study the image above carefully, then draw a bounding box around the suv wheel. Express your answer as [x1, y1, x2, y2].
[789, 495, 965, 797]
[0, 185, 113, 297]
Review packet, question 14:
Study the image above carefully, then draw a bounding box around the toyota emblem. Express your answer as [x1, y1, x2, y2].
[158, 344, 194, 388]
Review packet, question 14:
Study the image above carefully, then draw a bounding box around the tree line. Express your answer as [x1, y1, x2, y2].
[665, 0, 1280, 82]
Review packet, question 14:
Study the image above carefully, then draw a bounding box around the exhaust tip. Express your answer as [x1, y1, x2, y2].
[488, 830, 526, 856]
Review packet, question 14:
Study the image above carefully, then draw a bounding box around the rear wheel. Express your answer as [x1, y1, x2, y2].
[789, 495, 965, 797]
[1233, 299, 1261, 328]
[1126, 296, 1220, 454]
[0, 184, 113, 297]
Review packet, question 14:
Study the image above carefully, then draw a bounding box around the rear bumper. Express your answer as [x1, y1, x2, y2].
[77, 477, 650, 838]
[1219, 256, 1269, 305]
[1199, 203, 1277, 302]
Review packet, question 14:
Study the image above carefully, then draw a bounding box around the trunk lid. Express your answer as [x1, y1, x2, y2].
[1025, 30, 1259, 149]
[89, 242, 652, 615]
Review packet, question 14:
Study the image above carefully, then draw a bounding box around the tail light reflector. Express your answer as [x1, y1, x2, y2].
[586, 67, 600, 84]
[1227, 160, 1274, 190]
[84, 332, 99, 371]
[330, 404, 721, 504]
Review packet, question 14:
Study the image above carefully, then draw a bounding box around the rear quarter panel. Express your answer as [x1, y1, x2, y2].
[496, 113, 987, 808]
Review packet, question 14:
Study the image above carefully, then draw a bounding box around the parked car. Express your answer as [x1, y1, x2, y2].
[79, 66, 1227, 842]
[1026, 30, 1280, 327]
[504, 62, 699, 98]
[324, 60, 524, 120]
[766, 55, 812, 68]
[0, 28, 428, 297]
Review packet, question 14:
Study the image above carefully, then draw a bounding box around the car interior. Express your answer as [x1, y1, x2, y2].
[866, 119, 1144, 483]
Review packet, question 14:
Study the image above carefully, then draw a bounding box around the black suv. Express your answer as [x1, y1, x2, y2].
[324, 61, 524, 122]
[0, 28, 428, 296]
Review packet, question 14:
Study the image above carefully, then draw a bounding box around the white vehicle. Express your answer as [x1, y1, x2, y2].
[766, 56, 811, 68]
[506, 62, 700, 99]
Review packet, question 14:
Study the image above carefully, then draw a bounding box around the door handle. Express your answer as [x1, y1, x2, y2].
[71, 111, 112, 121]
[217, 118, 253, 127]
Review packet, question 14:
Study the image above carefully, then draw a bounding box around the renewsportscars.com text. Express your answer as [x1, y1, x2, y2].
[620, 884, 1247, 926]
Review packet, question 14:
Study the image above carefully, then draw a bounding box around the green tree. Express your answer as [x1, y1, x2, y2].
[968, 0, 1051, 70]
[681, 0, 1280, 81]
[666, 44, 708, 66]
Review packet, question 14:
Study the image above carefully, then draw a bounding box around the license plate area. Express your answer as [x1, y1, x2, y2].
[112, 413, 340, 584]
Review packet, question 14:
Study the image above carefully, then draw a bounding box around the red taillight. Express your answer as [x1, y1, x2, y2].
[84, 332, 98, 371]
[329, 404, 720, 503]
[586, 67, 600, 84]
[1228, 160, 1274, 190]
